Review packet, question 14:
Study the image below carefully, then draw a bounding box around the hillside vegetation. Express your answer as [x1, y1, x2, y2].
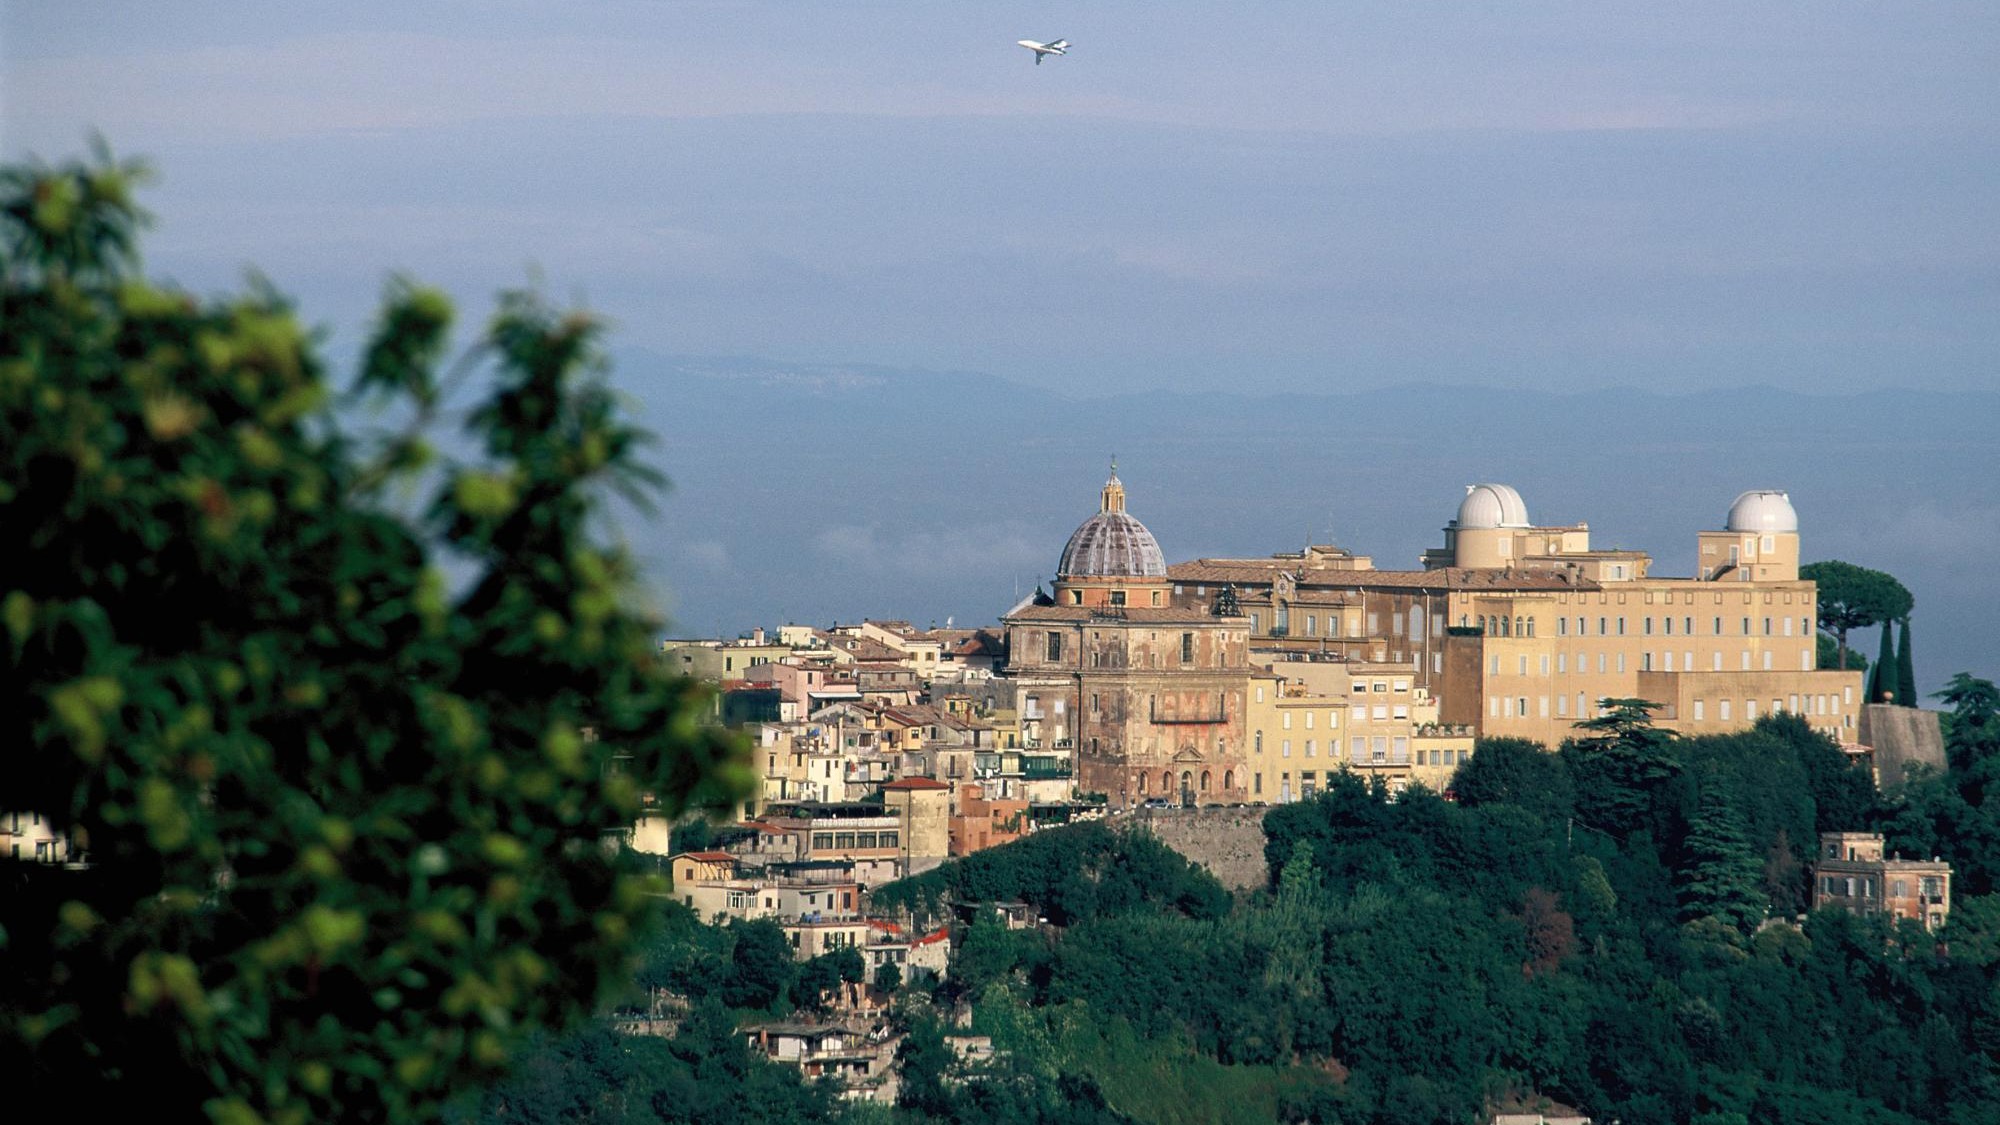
[481, 692, 2000, 1125]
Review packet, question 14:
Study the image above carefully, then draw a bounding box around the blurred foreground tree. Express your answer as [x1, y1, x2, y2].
[0, 144, 751, 1122]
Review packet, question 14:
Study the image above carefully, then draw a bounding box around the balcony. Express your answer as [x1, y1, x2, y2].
[1149, 705, 1226, 725]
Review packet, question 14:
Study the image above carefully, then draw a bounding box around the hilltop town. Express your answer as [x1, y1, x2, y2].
[651, 469, 1891, 857]
[624, 470, 1958, 1107]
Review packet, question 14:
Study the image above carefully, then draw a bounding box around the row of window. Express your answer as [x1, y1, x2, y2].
[1261, 703, 1415, 738]
[1491, 648, 1814, 676]
[1471, 614, 1815, 639]
[809, 831, 900, 850]
[1691, 691, 1850, 722]
[1092, 589, 1164, 607]
[1490, 689, 1852, 723]
[1556, 587, 1808, 607]
[1247, 751, 1472, 801]
[1255, 608, 1439, 638]
[1256, 736, 1471, 765]
[1252, 679, 1411, 706]
[1047, 630, 1200, 664]
[1134, 769, 1232, 795]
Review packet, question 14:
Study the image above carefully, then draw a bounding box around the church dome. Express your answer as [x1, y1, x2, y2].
[1057, 470, 1167, 579]
[1455, 483, 1530, 530]
[1726, 490, 1798, 533]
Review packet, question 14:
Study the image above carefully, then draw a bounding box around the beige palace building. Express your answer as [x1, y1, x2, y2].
[1170, 485, 1863, 749]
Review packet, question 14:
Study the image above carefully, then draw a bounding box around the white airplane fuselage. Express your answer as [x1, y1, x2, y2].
[1017, 39, 1068, 63]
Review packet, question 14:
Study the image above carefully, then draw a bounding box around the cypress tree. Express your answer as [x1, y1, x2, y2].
[1869, 622, 1898, 704]
[1895, 617, 1917, 707]
[1678, 788, 1768, 938]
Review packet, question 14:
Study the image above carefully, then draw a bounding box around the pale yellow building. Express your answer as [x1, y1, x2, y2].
[880, 777, 952, 873]
[1173, 486, 1863, 750]
[660, 637, 792, 682]
[1245, 657, 1475, 800]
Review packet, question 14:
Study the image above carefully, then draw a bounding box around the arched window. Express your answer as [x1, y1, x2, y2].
[1200, 770, 1211, 792]
[1254, 731, 1263, 752]
[1224, 770, 1234, 791]
[1180, 770, 1193, 800]
[1163, 771, 1173, 793]
[1137, 772, 1146, 794]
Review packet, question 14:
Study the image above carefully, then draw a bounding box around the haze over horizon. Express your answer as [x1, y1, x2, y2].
[5, 2, 1996, 688]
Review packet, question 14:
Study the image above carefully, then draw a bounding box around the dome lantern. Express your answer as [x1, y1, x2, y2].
[1057, 466, 1166, 579]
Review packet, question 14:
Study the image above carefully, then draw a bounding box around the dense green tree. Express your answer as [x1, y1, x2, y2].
[1801, 560, 1915, 671]
[874, 962, 902, 994]
[949, 912, 1049, 1003]
[463, 1006, 850, 1125]
[1896, 618, 1918, 707]
[1450, 735, 1575, 820]
[1677, 788, 1767, 939]
[895, 1011, 958, 1118]
[1885, 675, 2000, 896]
[668, 819, 717, 856]
[1565, 698, 1681, 834]
[1869, 622, 1899, 704]
[1936, 673, 2000, 770]
[1817, 633, 1868, 671]
[1753, 712, 1876, 836]
[871, 821, 1226, 927]
[794, 947, 864, 1012]
[720, 920, 796, 1012]
[0, 147, 748, 1121]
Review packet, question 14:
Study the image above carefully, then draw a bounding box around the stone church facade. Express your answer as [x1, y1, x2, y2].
[1002, 469, 1251, 809]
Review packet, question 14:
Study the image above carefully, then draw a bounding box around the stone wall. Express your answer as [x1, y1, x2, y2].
[1860, 704, 1946, 787]
[1128, 805, 1274, 891]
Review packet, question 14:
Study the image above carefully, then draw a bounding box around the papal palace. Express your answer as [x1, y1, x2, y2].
[1004, 470, 1862, 809]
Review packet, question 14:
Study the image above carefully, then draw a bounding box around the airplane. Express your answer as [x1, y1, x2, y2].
[1017, 38, 1069, 65]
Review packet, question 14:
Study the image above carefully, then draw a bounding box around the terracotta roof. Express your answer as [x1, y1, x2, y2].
[1003, 604, 1235, 624]
[1169, 560, 1593, 592]
[677, 851, 738, 864]
[882, 777, 951, 791]
[867, 919, 905, 935]
[736, 820, 794, 835]
[834, 638, 905, 661]
[946, 630, 1005, 657]
[914, 927, 951, 946]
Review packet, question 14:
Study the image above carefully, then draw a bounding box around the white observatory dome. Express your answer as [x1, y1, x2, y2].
[1726, 490, 1798, 533]
[1455, 483, 1531, 530]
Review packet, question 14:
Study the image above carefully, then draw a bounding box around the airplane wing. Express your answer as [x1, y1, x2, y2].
[1034, 51, 1043, 64]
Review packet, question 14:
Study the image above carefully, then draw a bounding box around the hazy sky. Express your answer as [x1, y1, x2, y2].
[4, 4, 1998, 690]
[6, 2, 1998, 395]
